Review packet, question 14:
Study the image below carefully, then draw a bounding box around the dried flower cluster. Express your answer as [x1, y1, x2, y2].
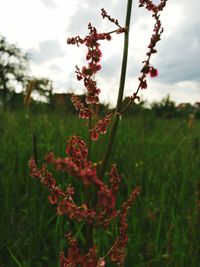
[29, 137, 141, 266]
[123, 0, 168, 110]
[30, 1, 167, 266]
[139, 0, 167, 12]
[67, 7, 127, 120]
[138, 0, 168, 90]
[67, 24, 112, 106]
[59, 233, 98, 266]
[90, 113, 112, 141]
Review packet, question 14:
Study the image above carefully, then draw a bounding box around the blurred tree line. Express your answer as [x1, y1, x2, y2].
[0, 35, 53, 110]
[150, 95, 200, 119]
[0, 35, 109, 116]
[1, 34, 200, 118]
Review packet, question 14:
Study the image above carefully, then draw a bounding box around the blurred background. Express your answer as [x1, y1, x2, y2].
[0, 0, 199, 106]
[0, 1, 200, 266]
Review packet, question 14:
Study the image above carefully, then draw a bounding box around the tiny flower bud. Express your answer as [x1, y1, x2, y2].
[97, 258, 106, 267]
[149, 67, 158, 77]
[139, 79, 147, 89]
[91, 132, 99, 141]
[48, 194, 58, 205]
[105, 34, 112, 40]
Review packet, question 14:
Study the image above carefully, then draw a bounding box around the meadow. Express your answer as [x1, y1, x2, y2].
[0, 108, 200, 267]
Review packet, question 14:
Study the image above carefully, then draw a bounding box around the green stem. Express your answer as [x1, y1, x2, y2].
[99, 0, 133, 178]
[32, 131, 38, 165]
[88, 115, 92, 160]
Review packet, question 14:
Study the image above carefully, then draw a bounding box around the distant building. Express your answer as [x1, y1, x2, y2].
[52, 93, 71, 106]
[193, 102, 200, 110]
[176, 103, 191, 110]
[51, 93, 109, 115]
[176, 103, 194, 116]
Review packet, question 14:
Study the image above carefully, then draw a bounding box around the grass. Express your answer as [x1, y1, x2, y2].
[0, 108, 200, 267]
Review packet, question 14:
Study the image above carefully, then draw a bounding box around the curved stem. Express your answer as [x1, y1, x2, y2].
[99, 0, 133, 178]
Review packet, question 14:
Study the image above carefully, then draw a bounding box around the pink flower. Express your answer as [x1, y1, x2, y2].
[140, 79, 147, 89]
[48, 194, 58, 205]
[97, 259, 105, 267]
[90, 114, 112, 141]
[149, 66, 158, 77]
[91, 132, 99, 141]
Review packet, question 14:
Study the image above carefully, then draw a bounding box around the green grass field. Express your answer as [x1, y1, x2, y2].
[0, 109, 200, 267]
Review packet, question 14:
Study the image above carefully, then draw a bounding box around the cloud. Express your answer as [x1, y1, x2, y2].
[63, 4, 200, 104]
[28, 39, 65, 64]
[145, 80, 200, 105]
[49, 64, 63, 73]
[40, 0, 57, 9]
[66, 0, 126, 35]
[2, 0, 199, 105]
[57, 0, 200, 104]
[155, 20, 200, 84]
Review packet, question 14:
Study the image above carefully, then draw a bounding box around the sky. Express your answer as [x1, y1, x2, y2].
[0, 0, 199, 107]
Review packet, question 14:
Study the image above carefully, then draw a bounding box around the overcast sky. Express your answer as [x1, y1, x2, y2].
[0, 0, 199, 106]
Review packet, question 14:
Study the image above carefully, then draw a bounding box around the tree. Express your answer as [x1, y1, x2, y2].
[0, 35, 28, 107]
[24, 77, 53, 110]
[151, 94, 177, 118]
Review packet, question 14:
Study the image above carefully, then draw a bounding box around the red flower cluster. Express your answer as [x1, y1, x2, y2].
[60, 233, 98, 267]
[149, 66, 158, 78]
[29, 136, 141, 265]
[67, 23, 113, 105]
[30, 135, 140, 230]
[101, 8, 127, 35]
[45, 137, 117, 218]
[101, 8, 121, 28]
[45, 136, 97, 186]
[67, 8, 127, 107]
[65, 136, 88, 168]
[137, 0, 167, 92]
[29, 158, 97, 223]
[109, 186, 141, 265]
[109, 218, 127, 265]
[28, 4, 167, 265]
[139, 65, 158, 89]
[29, 158, 65, 202]
[109, 164, 121, 194]
[74, 65, 101, 105]
[139, 0, 168, 12]
[71, 95, 94, 119]
[90, 113, 112, 141]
